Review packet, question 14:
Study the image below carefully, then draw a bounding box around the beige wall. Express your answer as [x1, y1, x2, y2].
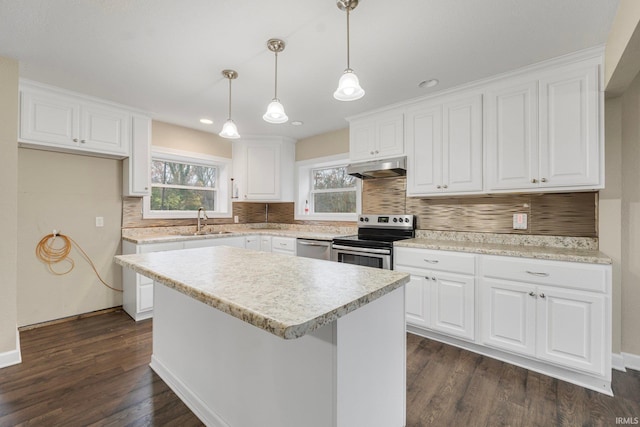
[153, 121, 232, 158]
[0, 57, 19, 356]
[620, 71, 640, 355]
[601, 97, 622, 354]
[295, 128, 349, 161]
[17, 150, 123, 326]
[605, 0, 640, 94]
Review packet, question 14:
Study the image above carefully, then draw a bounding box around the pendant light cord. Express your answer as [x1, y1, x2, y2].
[346, 6, 351, 70]
[227, 77, 232, 121]
[274, 50, 279, 99]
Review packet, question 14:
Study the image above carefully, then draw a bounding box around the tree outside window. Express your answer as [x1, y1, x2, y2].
[150, 159, 217, 211]
[310, 166, 357, 213]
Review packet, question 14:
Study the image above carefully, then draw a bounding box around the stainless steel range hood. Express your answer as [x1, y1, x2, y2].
[346, 156, 407, 179]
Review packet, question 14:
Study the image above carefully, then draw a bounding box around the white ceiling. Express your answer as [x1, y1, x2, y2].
[0, 0, 619, 140]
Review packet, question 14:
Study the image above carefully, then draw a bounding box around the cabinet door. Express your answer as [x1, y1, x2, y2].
[124, 115, 151, 196]
[538, 64, 600, 187]
[405, 274, 430, 328]
[80, 103, 130, 156]
[405, 104, 443, 195]
[260, 236, 272, 252]
[138, 283, 154, 312]
[376, 113, 404, 158]
[481, 278, 536, 357]
[245, 236, 261, 251]
[430, 271, 475, 340]
[485, 81, 539, 191]
[442, 94, 483, 193]
[246, 143, 280, 200]
[536, 285, 606, 375]
[20, 89, 79, 147]
[349, 120, 376, 161]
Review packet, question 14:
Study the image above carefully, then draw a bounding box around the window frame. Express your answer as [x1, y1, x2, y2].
[143, 147, 232, 219]
[295, 154, 361, 221]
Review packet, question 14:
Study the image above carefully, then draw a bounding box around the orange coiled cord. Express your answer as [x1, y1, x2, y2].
[35, 232, 123, 292]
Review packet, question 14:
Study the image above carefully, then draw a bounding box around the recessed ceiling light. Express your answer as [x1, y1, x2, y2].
[200, 118, 213, 125]
[418, 79, 439, 89]
[291, 121, 303, 126]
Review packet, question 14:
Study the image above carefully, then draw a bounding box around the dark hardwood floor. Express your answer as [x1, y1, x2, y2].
[1, 310, 638, 426]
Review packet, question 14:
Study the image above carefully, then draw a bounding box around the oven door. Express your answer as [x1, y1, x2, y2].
[331, 244, 392, 270]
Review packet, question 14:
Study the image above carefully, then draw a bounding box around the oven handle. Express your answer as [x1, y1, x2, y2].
[331, 244, 391, 255]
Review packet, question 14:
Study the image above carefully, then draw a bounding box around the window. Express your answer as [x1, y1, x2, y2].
[310, 166, 357, 213]
[143, 148, 231, 219]
[296, 154, 361, 221]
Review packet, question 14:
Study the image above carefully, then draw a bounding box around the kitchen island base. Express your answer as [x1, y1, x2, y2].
[150, 282, 406, 427]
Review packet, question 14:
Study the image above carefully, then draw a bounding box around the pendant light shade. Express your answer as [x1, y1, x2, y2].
[219, 69, 240, 139]
[263, 39, 288, 124]
[334, 0, 364, 102]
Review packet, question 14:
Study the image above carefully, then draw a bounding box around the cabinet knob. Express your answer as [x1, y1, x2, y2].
[539, 293, 546, 299]
[73, 138, 78, 142]
[436, 185, 441, 189]
[375, 150, 379, 154]
[443, 185, 448, 189]
[432, 276, 436, 281]
[80, 139, 86, 143]
[528, 291, 536, 297]
[144, 187, 148, 190]
[531, 178, 538, 184]
[541, 178, 547, 183]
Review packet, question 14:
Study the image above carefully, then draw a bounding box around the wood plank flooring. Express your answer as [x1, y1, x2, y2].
[1, 310, 638, 426]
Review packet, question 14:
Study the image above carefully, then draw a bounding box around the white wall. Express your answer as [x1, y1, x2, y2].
[0, 56, 19, 359]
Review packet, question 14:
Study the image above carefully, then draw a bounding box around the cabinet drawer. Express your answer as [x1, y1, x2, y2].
[271, 237, 296, 252]
[395, 247, 475, 275]
[481, 255, 608, 293]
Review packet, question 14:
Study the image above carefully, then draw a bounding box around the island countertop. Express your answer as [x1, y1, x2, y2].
[114, 246, 409, 339]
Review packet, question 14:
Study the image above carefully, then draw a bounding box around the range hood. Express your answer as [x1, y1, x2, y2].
[347, 156, 407, 179]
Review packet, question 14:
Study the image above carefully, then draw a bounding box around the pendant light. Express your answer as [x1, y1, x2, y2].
[219, 69, 240, 139]
[334, 0, 365, 101]
[263, 39, 288, 124]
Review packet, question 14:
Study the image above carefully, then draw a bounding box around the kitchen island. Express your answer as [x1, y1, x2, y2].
[115, 246, 410, 427]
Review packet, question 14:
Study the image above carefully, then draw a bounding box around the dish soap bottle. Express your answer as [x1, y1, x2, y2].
[304, 200, 309, 215]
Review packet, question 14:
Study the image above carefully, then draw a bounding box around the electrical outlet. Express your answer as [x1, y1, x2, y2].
[234, 215, 239, 223]
[95, 216, 104, 227]
[513, 213, 527, 230]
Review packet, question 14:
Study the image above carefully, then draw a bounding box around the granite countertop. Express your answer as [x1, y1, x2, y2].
[114, 246, 409, 339]
[395, 238, 612, 265]
[122, 229, 348, 245]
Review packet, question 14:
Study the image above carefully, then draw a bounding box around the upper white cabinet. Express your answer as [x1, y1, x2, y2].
[485, 57, 602, 192]
[19, 80, 133, 158]
[232, 137, 295, 201]
[348, 110, 404, 162]
[406, 93, 483, 197]
[123, 115, 152, 197]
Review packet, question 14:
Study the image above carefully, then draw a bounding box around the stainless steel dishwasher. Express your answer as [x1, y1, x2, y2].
[296, 239, 331, 260]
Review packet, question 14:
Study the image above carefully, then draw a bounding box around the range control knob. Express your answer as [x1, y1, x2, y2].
[393, 218, 398, 222]
[364, 217, 369, 222]
[405, 218, 410, 223]
[359, 217, 365, 222]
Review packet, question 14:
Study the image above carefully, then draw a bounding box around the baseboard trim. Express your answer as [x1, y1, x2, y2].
[612, 353, 627, 372]
[18, 306, 123, 331]
[622, 352, 640, 371]
[0, 331, 21, 369]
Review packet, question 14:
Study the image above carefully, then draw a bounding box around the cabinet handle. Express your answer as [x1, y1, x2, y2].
[80, 139, 86, 143]
[375, 150, 379, 154]
[144, 187, 148, 190]
[525, 270, 549, 277]
[432, 276, 436, 281]
[539, 293, 546, 299]
[531, 178, 538, 183]
[73, 138, 79, 142]
[423, 259, 439, 264]
[370, 151, 375, 155]
[436, 185, 442, 189]
[443, 185, 448, 189]
[541, 178, 547, 183]
[528, 291, 536, 297]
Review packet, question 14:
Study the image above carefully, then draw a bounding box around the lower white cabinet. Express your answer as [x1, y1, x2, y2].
[260, 235, 272, 252]
[245, 235, 260, 251]
[395, 247, 476, 341]
[481, 255, 608, 376]
[122, 240, 184, 321]
[271, 236, 296, 255]
[183, 236, 245, 249]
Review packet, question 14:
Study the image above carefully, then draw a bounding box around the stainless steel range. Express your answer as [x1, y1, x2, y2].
[331, 214, 416, 270]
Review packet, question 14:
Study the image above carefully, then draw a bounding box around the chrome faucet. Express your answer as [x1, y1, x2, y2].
[197, 207, 208, 234]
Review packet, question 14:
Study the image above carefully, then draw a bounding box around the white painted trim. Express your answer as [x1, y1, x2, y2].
[150, 356, 230, 427]
[0, 331, 22, 369]
[622, 352, 640, 371]
[612, 353, 627, 372]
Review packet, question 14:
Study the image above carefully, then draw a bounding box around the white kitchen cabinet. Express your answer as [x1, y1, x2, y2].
[260, 235, 272, 252]
[481, 255, 609, 377]
[122, 240, 184, 321]
[485, 58, 602, 192]
[123, 115, 151, 197]
[245, 235, 260, 251]
[395, 247, 476, 341]
[348, 110, 404, 162]
[406, 93, 483, 196]
[183, 236, 246, 249]
[271, 236, 296, 255]
[19, 80, 132, 158]
[232, 137, 295, 201]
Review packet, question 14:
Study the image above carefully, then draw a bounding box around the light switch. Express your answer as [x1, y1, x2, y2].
[95, 216, 104, 227]
[513, 213, 527, 230]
